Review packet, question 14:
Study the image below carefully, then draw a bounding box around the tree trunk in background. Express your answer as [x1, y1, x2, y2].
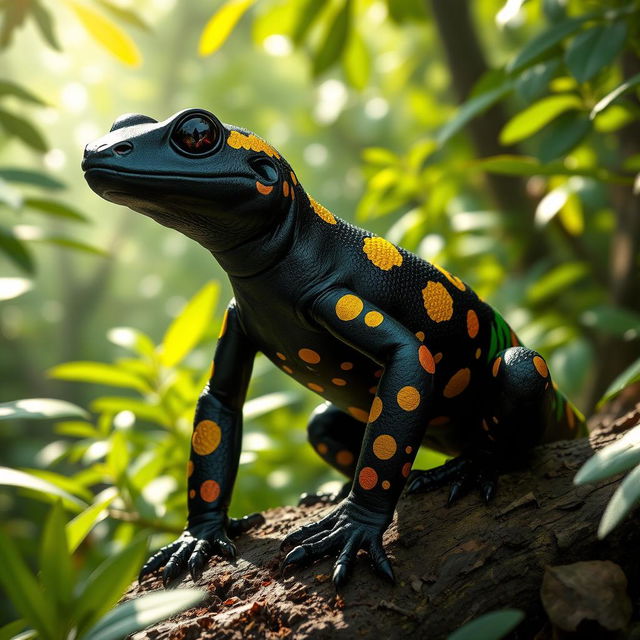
[126, 407, 640, 640]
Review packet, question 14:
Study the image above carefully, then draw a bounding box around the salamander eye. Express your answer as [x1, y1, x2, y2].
[171, 115, 219, 155]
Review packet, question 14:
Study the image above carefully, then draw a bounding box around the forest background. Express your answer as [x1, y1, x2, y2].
[1, 0, 639, 637]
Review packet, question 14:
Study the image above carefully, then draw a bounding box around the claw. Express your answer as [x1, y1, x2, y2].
[332, 562, 349, 588]
[281, 512, 339, 551]
[368, 539, 394, 584]
[447, 480, 465, 506]
[138, 541, 181, 583]
[228, 512, 265, 538]
[281, 545, 308, 573]
[162, 541, 192, 588]
[481, 480, 496, 503]
[187, 540, 212, 582]
[217, 539, 237, 560]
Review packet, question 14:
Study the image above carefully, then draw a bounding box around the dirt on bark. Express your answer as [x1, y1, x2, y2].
[127, 399, 640, 640]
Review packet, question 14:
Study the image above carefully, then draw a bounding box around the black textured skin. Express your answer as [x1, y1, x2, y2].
[82, 109, 585, 588]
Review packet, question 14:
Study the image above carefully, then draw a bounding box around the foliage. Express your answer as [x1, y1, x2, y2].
[447, 608, 524, 640]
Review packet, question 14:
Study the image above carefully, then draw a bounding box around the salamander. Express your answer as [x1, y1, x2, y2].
[82, 109, 585, 588]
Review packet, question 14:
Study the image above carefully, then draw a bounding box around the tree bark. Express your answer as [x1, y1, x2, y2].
[127, 404, 640, 640]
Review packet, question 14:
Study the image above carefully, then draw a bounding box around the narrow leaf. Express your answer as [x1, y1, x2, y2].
[160, 281, 219, 368]
[0, 168, 65, 189]
[34, 235, 108, 256]
[31, 0, 61, 50]
[292, 0, 325, 45]
[313, 0, 351, 77]
[537, 113, 591, 164]
[565, 22, 627, 84]
[0, 466, 87, 509]
[65, 0, 142, 67]
[591, 72, 640, 118]
[0, 80, 47, 105]
[598, 358, 640, 407]
[48, 361, 150, 393]
[0, 224, 34, 273]
[581, 305, 640, 338]
[0, 277, 32, 301]
[0, 108, 47, 151]
[84, 590, 205, 640]
[198, 0, 256, 56]
[40, 501, 73, 609]
[342, 29, 370, 91]
[24, 198, 89, 222]
[515, 58, 561, 103]
[107, 326, 155, 357]
[0, 398, 88, 420]
[448, 609, 524, 640]
[94, 0, 150, 31]
[598, 462, 640, 538]
[66, 488, 117, 552]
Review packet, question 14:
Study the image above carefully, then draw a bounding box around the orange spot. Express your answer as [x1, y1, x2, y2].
[256, 181, 273, 195]
[276, 352, 286, 361]
[369, 386, 378, 394]
[435, 264, 466, 291]
[422, 281, 453, 322]
[373, 434, 397, 460]
[227, 130, 280, 158]
[283, 181, 290, 197]
[336, 450, 354, 467]
[405, 446, 413, 454]
[192, 420, 222, 456]
[359, 467, 378, 490]
[444, 369, 471, 398]
[189, 489, 196, 499]
[475, 348, 481, 359]
[187, 460, 194, 477]
[467, 309, 479, 338]
[418, 345, 436, 374]
[533, 355, 549, 378]
[363, 236, 403, 270]
[434, 353, 443, 363]
[415, 331, 425, 341]
[382, 480, 391, 490]
[332, 377, 347, 386]
[402, 462, 412, 478]
[219, 309, 229, 338]
[429, 416, 450, 427]
[335, 294, 364, 321]
[291, 188, 295, 201]
[307, 382, 324, 393]
[298, 348, 320, 364]
[210, 361, 215, 378]
[317, 443, 328, 455]
[290, 171, 298, 186]
[492, 357, 501, 377]
[369, 397, 383, 422]
[348, 407, 370, 423]
[341, 362, 353, 371]
[309, 195, 336, 224]
[200, 479, 220, 502]
[365, 311, 384, 327]
[283, 365, 293, 374]
[397, 386, 420, 411]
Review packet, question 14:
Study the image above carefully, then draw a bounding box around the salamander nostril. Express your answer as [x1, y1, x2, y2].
[113, 141, 133, 156]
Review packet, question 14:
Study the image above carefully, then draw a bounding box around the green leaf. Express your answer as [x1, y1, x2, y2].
[94, 0, 150, 31]
[107, 327, 155, 358]
[575, 424, 640, 486]
[48, 361, 150, 393]
[581, 305, 640, 338]
[598, 461, 640, 538]
[507, 13, 596, 72]
[292, 0, 325, 45]
[543, 0, 567, 23]
[107, 430, 130, 481]
[33, 235, 108, 256]
[23, 198, 89, 222]
[537, 112, 592, 164]
[0, 224, 34, 273]
[448, 609, 524, 640]
[160, 281, 219, 368]
[0, 177, 22, 209]
[342, 29, 370, 91]
[91, 396, 169, 427]
[0, 108, 47, 151]
[598, 357, 640, 407]
[591, 72, 640, 118]
[83, 590, 205, 640]
[40, 501, 73, 609]
[527, 262, 588, 303]
[0, 277, 32, 301]
[312, 0, 351, 77]
[0, 398, 88, 420]
[66, 488, 117, 553]
[0, 80, 47, 105]
[0, 466, 87, 510]
[198, 0, 256, 56]
[437, 81, 514, 146]
[31, 0, 61, 50]
[0, 530, 58, 640]
[500, 94, 582, 145]
[25, 469, 93, 502]
[0, 168, 65, 189]
[565, 22, 627, 84]
[515, 58, 561, 103]
[0, 620, 29, 639]
[75, 539, 148, 635]
[65, 0, 142, 66]
[244, 392, 296, 420]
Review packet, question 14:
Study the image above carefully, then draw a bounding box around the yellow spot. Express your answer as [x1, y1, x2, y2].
[429, 416, 450, 427]
[335, 294, 364, 321]
[192, 420, 222, 456]
[348, 407, 370, 423]
[219, 309, 229, 338]
[365, 311, 384, 327]
[418, 345, 436, 374]
[533, 355, 549, 378]
[397, 386, 420, 411]
[200, 479, 220, 502]
[382, 480, 391, 490]
[309, 195, 336, 224]
[341, 362, 353, 371]
[283, 365, 293, 374]
[317, 442, 328, 455]
[492, 357, 501, 377]
[307, 382, 324, 393]
[276, 352, 286, 360]
[336, 450, 354, 467]
[363, 236, 403, 270]
[373, 434, 397, 460]
[422, 281, 454, 322]
[290, 171, 298, 186]
[359, 467, 378, 490]
[369, 397, 383, 422]
[332, 377, 347, 386]
[475, 348, 482, 359]
[298, 348, 320, 364]
[187, 460, 194, 477]
[467, 309, 479, 338]
[434, 264, 466, 291]
[227, 130, 280, 158]
[444, 369, 471, 398]
[283, 181, 290, 197]
[256, 181, 273, 195]
[415, 331, 425, 341]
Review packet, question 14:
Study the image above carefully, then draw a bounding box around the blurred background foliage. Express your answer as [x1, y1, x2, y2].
[1, 0, 640, 635]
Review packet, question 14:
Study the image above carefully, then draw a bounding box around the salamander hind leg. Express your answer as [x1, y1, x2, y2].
[298, 402, 365, 506]
[408, 346, 557, 505]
